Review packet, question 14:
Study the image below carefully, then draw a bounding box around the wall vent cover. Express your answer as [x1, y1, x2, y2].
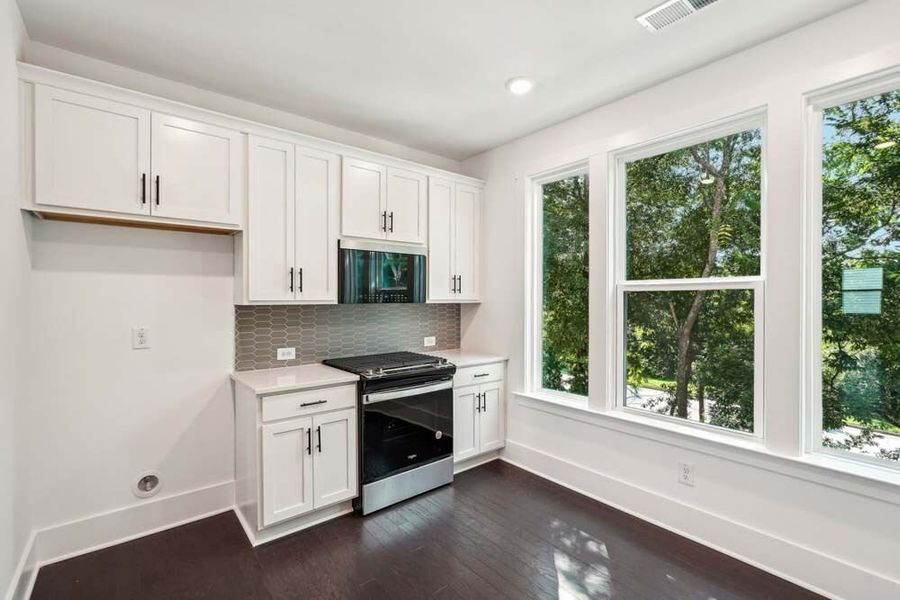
[637, 0, 722, 32]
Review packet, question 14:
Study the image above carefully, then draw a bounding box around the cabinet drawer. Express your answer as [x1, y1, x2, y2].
[454, 362, 504, 387]
[262, 385, 356, 423]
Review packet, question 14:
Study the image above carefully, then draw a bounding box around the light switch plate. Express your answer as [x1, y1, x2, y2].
[132, 327, 151, 349]
[423, 336, 436, 347]
[277, 347, 296, 361]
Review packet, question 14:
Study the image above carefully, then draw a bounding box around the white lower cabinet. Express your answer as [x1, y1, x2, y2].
[262, 407, 358, 527]
[311, 409, 357, 509]
[262, 417, 314, 526]
[453, 362, 506, 462]
[234, 380, 358, 543]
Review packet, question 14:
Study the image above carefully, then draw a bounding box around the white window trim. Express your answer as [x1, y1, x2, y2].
[803, 66, 900, 470]
[525, 161, 590, 404]
[609, 108, 768, 441]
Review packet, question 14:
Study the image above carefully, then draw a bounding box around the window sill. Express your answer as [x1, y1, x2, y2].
[513, 390, 900, 505]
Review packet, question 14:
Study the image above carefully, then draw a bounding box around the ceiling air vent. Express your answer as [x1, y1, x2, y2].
[637, 0, 722, 33]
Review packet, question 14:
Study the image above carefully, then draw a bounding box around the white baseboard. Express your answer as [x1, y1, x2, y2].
[5, 532, 36, 600]
[7, 480, 235, 600]
[453, 451, 501, 474]
[501, 440, 900, 600]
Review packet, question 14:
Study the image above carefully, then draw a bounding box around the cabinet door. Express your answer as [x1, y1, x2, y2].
[386, 167, 427, 244]
[427, 178, 456, 302]
[312, 408, 358, 509]
[453, 386, 479, 462]
[34, 85, 151, 215]
[478, 383, 504, 453]
[261, 417, 314, 527]
[248, 136, 295, 302]
[341, 158, 386, 240]
[151, 113, 242, 224]
[295, 148, 339, 303]
[454, 184, 481, 301]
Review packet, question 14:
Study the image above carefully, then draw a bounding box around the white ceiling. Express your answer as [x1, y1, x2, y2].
[18, 0, 864, 160]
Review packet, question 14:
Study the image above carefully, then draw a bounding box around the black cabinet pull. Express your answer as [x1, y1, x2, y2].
[141, 173, 146, 205]
[482, 394, 487, 412]
[299, 267, 303, 293]
[300, 400, 327, 408]
[458, 275, 462, 294]
[306, 429, 312, 455]
[289, 268, 294, 292]
[389, 211, 394, 232]
[381, 211, 387, 231]
[474, 373, 490, 378]
[475, 393, 482, 412]
[155, 175, 160, 206]
[451, 275, 457, 293]
[316, 426, 322, 452]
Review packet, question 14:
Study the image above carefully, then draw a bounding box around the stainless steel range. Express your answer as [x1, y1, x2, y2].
[322, 352, 456, 514]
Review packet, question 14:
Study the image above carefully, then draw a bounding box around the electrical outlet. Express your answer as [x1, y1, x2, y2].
[423, 336, 436, 348]
[132, 327, 151, 349]
[276, 347, 296, 361]
[678, 462, 695, 487]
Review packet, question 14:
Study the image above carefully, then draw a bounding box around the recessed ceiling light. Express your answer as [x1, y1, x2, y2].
[874, 140, 896, 150]
[506, 77, 534, 96]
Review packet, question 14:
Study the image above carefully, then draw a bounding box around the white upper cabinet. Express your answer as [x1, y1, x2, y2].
[454, 184, 481, 301]
[385, 167, 427, 244]
[151, 113, 242, 225]
[248, 136, 338, 304]
[427, 178, 482, 303]
[295, 147, 339, 302]
[249, 137, 295, 302]
[31, 83, 243, 228]
[341, 159, 427, 244]
[428, 178, 456, 301]
[35, 85, 151, 215]
[341, 158, 387, 240]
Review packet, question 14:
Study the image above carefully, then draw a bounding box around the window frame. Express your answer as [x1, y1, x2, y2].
[609, 110, 768, 440]
[804, 68, 900, 470]
[526, 162, 591, 404]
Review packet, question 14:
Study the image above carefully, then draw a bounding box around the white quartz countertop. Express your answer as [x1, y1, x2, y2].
[428, 349, 508, 368]
[231, 363, 359, 396]
[232, 350, 506, 396]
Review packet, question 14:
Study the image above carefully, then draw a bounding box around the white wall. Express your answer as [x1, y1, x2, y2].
[0, 0, 29, 597]
[21, 222, 236, 527]
[463, 1, 900, 598]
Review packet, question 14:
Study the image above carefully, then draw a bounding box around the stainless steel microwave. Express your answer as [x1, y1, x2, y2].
[338, 245, 426, 303]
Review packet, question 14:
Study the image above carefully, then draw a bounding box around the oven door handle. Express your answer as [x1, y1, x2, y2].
[364, 380, 453, 404]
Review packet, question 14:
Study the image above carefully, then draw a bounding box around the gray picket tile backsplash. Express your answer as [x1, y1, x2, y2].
[235, 304, 461, 371]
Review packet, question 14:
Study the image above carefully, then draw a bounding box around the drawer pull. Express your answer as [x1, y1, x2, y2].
[300, 400, 328, 408]
[473, 373, 490, 378]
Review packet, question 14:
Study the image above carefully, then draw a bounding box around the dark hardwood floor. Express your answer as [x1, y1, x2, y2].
[32, 460, 823, 599]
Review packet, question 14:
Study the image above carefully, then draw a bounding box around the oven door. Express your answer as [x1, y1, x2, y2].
[361, 379, 453, 484]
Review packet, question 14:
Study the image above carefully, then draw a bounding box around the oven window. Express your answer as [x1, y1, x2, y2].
[363, 386, 453, 482]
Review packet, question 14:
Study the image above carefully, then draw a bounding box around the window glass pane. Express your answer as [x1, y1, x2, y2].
[542, 174, 589, 395]
[625, 289, 755, 433]
[626, 129, 762, 280]
[821, 90, 900, 463]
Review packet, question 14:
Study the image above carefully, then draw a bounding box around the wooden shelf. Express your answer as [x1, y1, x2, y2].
[27, 209, 240, 236]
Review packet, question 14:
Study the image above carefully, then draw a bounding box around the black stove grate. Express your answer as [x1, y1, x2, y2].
[324, 351, 445, 375]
